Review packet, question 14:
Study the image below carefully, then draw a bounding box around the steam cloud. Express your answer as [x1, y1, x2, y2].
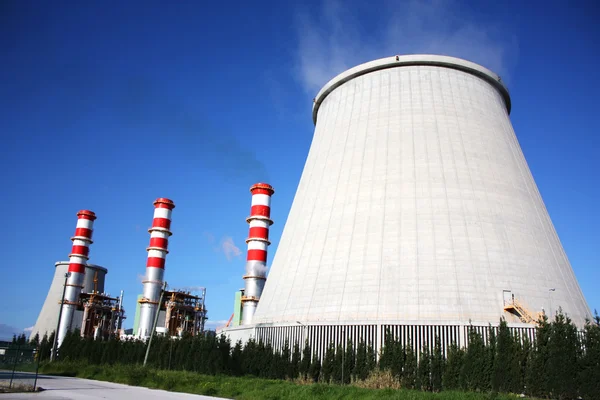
[294, 0, 518, 95]
[246, 261, 268, 277]
[204, 233, 243, 261]
[220, 236, 242, 261]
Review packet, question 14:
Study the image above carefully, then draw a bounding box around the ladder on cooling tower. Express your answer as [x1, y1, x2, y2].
[503, 296, 538, 325]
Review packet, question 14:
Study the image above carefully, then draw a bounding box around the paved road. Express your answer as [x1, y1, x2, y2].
[0, 371, 228, 400]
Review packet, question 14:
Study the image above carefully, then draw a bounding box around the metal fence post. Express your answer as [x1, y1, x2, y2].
[9, 343, 21, 389]
[33, 345, 41, 391]
[143, 281, 167, 367]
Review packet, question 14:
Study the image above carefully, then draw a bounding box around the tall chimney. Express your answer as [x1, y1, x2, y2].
[57, 210, 96, 347]
[137, 198, 175, 338]
[241, 183, 274, 325]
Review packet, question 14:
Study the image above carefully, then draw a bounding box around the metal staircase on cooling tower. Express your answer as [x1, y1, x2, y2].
[503, 296, 543, 325]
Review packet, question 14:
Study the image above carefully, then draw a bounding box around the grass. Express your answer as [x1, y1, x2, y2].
[33, 361, 520, 400]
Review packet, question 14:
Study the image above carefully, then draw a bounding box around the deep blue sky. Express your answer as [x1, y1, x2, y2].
[1, 0, 598, 338]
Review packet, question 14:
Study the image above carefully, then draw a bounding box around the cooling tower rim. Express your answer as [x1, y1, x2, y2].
[54, 261, 108, 274]
[312, 54, 511, 124]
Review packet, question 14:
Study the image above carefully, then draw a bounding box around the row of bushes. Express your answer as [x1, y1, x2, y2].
[30, 311, 600, 399]
[38, 361, 523, 400]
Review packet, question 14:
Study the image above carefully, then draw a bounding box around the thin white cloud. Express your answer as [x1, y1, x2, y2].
[294, 0, 518, 95]
[220, 236, 242, 261]
[203, 232, 242, 261]
[203, 231, 216, 244]
[23, 326, 33, 332]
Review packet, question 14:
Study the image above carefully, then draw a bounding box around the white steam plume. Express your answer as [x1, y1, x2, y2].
[220, 236, 242, 261]
[294, 0, 518, 95]
[246, 262, 268, 277]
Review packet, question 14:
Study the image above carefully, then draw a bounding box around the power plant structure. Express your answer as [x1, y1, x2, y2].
[132, 288, 208, 338]
[241, 183, 275, 325]
[219, 54, 592, 358]
[135, 198, 208, 339]
[30, 211, 125, 345]
[218, 183, 275, 331]
[57, 210, 97, 346]
[31, 197, 210, 346]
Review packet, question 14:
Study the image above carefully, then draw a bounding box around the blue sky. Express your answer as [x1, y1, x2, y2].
[1, 0, 598, 339]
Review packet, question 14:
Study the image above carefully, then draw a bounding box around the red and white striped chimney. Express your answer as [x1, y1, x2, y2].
[137, 198, 175, 338]
[57, 210, 96, 346]
[241, 183, 274, 325]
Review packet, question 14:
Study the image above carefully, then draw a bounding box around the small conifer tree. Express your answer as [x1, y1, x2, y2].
[321, 343, 336, 383]
[402, 341, 417, 389]
[299, 340, 312, 379]
[431, 336, 444, 392]
[578, 311, 600, 399]
[416, 345, 431, 391]
[290, 342, 301, 379]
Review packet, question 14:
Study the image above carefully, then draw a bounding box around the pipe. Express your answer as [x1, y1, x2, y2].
[57, 210, 96, 348]
[241, 183, 274, 325]
[200, 287, 206, 332]
[117, 290, 124, 330]
[137, 198, 175, 338]
[80, 304, 90, 338]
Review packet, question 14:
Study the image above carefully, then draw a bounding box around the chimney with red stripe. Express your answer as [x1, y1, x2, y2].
[241, 183, 274, 325]
[57, 210, 96, 347]
[137, 198, 175, 338]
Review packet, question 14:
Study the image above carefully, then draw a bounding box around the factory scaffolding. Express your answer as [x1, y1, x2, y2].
[162, 288, 207, 337]
[78, 273, 125, 340]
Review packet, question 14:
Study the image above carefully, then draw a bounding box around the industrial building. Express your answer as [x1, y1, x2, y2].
[135, 198, 208, 339]
[132, 288, 208, 338]
[30, 211, 125, 346]
[219, 54, 592, 358]
[31, 198, 210, 345]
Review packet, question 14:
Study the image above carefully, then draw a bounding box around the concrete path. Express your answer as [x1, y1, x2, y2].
[0, 371, 228, 400]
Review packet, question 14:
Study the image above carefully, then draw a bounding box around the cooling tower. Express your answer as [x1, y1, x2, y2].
[235, 55, 591, 354]
[30, 262, 107, 341]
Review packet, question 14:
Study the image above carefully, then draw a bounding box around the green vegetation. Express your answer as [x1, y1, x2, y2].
[38, 361, 520, 400]
[29, 310, 600, 400]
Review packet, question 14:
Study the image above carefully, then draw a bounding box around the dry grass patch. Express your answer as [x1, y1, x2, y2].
[352, 369, 402, 390]
[0, 381, 37, 393]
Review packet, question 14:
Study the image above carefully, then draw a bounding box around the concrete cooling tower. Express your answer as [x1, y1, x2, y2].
[30, 262, 107, 341]
[223, 54, 592, 355]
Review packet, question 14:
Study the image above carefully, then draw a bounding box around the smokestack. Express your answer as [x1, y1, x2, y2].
[241, 183, 274, 325]
[137, 198, 175, 338]
[57, 210, 96, 347]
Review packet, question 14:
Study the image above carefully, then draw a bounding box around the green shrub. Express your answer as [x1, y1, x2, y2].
[125, 366, 148, 386]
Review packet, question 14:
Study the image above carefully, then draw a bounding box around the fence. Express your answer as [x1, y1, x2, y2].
[0, 345, 40, 393]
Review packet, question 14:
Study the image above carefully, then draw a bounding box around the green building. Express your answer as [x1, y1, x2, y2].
[132, 294, 143, 335]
